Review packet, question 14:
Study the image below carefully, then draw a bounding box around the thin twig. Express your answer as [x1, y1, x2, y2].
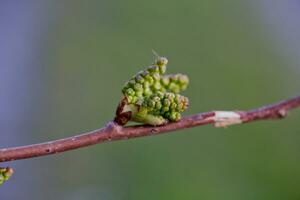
[0, 95, 299, 163]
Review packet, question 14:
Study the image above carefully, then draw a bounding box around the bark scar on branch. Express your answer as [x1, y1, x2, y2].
[0, 95, 299, 163]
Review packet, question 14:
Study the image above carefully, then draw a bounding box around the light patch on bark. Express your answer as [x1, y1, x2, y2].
[212, 111, 242, 127]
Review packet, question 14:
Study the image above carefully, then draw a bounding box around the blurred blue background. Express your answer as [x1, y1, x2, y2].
[1, 1, 300, 199]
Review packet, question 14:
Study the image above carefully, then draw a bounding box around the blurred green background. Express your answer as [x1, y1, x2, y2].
[1, 1, 300, 199]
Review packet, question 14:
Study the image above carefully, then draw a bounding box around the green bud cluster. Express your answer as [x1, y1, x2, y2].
[0, 167, 13, 185]
[122, 57, 168, 104]
[160, 74, 189, 93]
[115, 55, 190, 126]
[142, 92, 189, 122]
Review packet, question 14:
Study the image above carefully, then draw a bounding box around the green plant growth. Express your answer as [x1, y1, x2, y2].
[115, 54, 189, 126]
[0, 167, 13, 185]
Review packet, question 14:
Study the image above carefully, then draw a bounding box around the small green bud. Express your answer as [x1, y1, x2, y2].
[126, 88, 135, 96]
[161, 76, 170, 86]
[155, 57, 168, 68]
[135, 75, 145, 84]
[143, 87, 152, 96]
[136, 91, 143, 97]
[160, 74, 189, 93]
[175, 94, 181, 103]
[0, 175, 4, 185]
[170, 112, 181, 121]
[168, 82, 180, 93]
[153, 81, 161, 91]
[153, 96, 160, 103]
[155, 101, 162, 110]
[162, 107, 169, 112]
[179, 74, 189, 84]
[148, 66, 160, 73]
[156, 91, 164, 99]
[147, 99, 155, 108]
[170, 102, 177, 110]
[134, 83, 143, 92]
[0, 167, 13, 185]
[145, 76, 154, 85]
[152, 73, 160, 81]
[159, 65, 166, 74]
[163, 99, 171, 107]
[166, 92, 175, 101]
[143, 81, 150, 88]
[132, 96, 138, 103]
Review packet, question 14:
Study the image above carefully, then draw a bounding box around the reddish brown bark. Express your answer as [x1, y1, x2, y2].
[0, 95, 299, 163]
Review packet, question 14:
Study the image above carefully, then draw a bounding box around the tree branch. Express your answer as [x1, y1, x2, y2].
[1, 95, 299, 163]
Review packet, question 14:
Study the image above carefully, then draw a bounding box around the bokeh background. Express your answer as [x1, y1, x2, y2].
[1, 1, 300, 199]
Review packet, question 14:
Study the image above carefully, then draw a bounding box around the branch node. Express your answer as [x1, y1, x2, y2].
[106, 121, 123, 134]
[212, 111, 243, 128]
[277, 109, 288, 118]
